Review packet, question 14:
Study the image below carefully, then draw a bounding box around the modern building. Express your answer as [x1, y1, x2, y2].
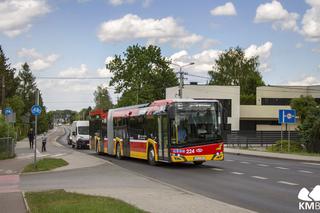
[166, 85, 320, 132]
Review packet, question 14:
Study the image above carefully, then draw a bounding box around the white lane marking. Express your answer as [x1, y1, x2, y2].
[0, 169, 3, 172]
[302, 162, 320, 166]
[36, 149, 41, 154]
[277, 181, 299, 186]
[211, 168, 224, 171]
[240, 161, 250, 164]
[275, 166, 289, 170]
[231, 172, 244, 175]
[51, 153, 65, 157]
[298, 170, 313, 174]
[225, 159, 234, 162]
[252, 176, 268, 180]
[5, 170, 12, 174]
[257, 164, 269, 167]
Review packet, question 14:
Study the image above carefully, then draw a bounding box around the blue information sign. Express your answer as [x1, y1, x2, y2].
[4, 107, 13, 116]
[278, 109, 296, 124]
[31, 105, 42, 116]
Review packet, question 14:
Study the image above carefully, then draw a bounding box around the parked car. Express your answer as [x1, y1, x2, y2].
[71, 120, 90, 149]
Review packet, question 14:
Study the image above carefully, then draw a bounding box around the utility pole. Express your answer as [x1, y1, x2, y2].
[171, 62, 195, 99]
[1, 75, 5, 106]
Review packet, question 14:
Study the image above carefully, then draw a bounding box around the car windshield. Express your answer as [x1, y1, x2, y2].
[78, 126, 89, 135]
[172, 102, 221, 145]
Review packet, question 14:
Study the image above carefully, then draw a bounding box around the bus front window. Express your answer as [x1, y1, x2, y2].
[173, 102, 222, 145]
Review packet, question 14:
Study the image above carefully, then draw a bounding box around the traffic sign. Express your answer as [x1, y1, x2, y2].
[4, 107, 13, 116]
[278, 109, 296, 124]
[31, 105, 42, 116]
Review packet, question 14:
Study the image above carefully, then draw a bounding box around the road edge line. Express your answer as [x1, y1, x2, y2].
[22, 191, 30, 213]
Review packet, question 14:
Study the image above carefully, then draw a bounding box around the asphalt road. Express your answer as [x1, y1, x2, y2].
[59, 127, 319, 213]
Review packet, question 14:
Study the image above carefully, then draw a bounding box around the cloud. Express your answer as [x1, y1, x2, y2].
[245, 41, 273, 72]
[210, 2, 237, 16]
[17, 48, 59, 71]
[287, 76, 320, 86]
[295, 43, 303, 48]
[301, 0, 320, 41]
[254, 0, 299, 31]
[97, 57, 114, 78]
[58, 64, 88, 78]
[0, 0, 50, 37]
[97, 14, 203, 48]
[107, 0, 152, 7]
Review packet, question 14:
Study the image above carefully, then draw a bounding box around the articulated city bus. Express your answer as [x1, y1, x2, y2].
[95, 99, 224, 165]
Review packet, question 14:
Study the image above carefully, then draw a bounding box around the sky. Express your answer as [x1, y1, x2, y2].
[0, 0, 320, 111]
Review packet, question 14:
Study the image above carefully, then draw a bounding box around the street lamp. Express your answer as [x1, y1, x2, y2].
[171, 62, 195, 98]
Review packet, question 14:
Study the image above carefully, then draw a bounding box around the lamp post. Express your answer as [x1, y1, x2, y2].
[171, 62, 195, 98]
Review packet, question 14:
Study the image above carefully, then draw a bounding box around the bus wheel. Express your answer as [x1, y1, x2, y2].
[193, 161, 204, 165]
[116, 143, 122, 160]
[148, 146, 157, 166]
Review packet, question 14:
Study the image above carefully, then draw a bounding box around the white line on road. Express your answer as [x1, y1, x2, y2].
[251, 176, 268, 180]
[302, 162, 320, 166]
[225, 159, 234, 162]
[211, 168, 224, 171]
[257, 164, 269, 167]
[277, 181, 299, 186]
[240, 161, 250, 164]
[298, 170, 313, 174]
[275, 166, 289, 170]
[51, 153, 65, 157]
[231, 172, 244, 175]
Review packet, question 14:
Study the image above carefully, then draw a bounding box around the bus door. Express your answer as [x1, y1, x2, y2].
[157, 115, 169, 161]
[122, 126, 130, 157]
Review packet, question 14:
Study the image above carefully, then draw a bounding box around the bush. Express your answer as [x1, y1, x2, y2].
[268, 140, 305, 153]
[0, 116, 15, 138]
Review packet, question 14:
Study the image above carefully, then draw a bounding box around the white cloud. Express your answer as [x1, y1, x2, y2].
[301, 0, 320, 41]
[97, 56, 114, 78]
[108, 0, 151, 7]
[0, 0, 50, 37]
[210, 2, 237, 16]
[287, 76, 320, 86]
[17, 48, 59, 71]
[254, 0, 299, 31]
[97, 14, 203, 48]
[295, 43, 303, 48]
[245, 41, 273, 72]
[58, 64, 88, 77]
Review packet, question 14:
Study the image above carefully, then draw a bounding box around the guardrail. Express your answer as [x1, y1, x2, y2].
[223, 131, 300, 148]
[0, 137, 15, 159]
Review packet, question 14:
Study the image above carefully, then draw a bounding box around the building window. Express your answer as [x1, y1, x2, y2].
[261, 98, 291, 105]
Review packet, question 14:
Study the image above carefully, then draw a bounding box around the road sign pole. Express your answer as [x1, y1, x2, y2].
[288, 124, 290, 152]
[280, 123, 283, 152]
[34, 89, 39, 168]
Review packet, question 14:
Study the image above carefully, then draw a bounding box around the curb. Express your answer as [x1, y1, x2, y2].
[225, 150, 320, 162]
[22, 191, 30, 213]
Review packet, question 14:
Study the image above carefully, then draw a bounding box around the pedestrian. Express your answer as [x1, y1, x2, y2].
[41, 132, 47, 152]
[28, 128, 34, 149]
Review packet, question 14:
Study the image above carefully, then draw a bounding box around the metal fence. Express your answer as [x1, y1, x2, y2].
[224, 131, 300, 148]
[0, 137, 15, 159]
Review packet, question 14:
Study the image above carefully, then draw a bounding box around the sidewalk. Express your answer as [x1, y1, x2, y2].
[225, 147, 320, 162]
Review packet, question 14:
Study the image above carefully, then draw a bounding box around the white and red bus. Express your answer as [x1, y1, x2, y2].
[95, 99, 224, 165]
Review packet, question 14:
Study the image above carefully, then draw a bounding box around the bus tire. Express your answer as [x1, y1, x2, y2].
[116, 143, 122, 160]
[148, 146, 157, 166]
[72, 144, 75, 148]
[193, 161, 204, 165]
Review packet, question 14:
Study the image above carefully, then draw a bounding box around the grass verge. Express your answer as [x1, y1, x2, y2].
[25, 190, 146, 213]
[23, 158, 68, 173]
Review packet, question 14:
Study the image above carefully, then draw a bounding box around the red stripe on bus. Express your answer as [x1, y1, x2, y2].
[130, 141, 147, 152]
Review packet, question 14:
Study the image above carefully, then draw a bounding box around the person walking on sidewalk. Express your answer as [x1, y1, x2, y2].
[41, 132, 47, 152]
[28, 128, 34, 149]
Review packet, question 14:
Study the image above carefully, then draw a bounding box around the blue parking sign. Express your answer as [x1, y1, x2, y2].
[4, 107, 13, 116]
[279, 109, 296, 124]
[31, 105, 42, 116]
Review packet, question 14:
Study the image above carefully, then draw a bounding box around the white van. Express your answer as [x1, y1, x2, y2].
[71, 120, 90, 149]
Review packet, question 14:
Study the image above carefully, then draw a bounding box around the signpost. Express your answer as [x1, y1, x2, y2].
[4, 107, 13, 140]
[32, 90, 41, 168]
[278, 109, 296, 152]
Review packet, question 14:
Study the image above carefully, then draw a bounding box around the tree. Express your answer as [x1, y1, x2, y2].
[108, 44, 178, 107]
[290, 95, 317, 123]
[94, 85, 113, 111]
[291, 96, 320, 153]
[208, 47, 265, 104]
[0, 45, 18, 107]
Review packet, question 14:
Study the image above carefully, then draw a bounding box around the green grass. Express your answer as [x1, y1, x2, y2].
[25, 190, 146, 213]
[23, 158, 68, 173]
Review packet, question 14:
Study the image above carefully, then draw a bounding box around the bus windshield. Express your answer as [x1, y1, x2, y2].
[172, 102, 222, 145]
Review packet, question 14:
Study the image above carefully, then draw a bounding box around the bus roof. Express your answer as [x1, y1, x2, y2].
[110, 99, 219, 118]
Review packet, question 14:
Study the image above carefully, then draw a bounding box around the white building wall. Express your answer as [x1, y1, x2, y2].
[166, 85, 240, 131]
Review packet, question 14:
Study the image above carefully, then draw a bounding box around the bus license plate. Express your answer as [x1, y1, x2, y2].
[194, 156, 205, 161]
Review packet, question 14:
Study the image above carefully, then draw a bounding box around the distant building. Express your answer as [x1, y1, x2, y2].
[166, 85, 320, 132]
